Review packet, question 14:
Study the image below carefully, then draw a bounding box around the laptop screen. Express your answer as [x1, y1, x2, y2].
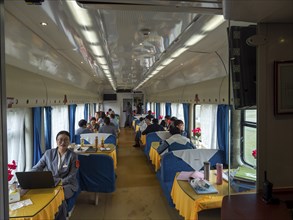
[16, 171, 58, 189]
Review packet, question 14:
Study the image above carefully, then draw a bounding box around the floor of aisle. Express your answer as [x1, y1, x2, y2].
[70, 127, 184, 220]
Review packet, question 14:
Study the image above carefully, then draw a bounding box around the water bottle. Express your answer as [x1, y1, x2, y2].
[95, 136, 98, 148]
[216, 163, 223, 185]
[204, 161, 210, 181]
[263, 171, 273, 202]
[101, 137, 104, 147]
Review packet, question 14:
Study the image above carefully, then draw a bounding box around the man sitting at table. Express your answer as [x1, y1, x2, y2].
[141, 118, 164, 135]
[99, 116, 117, 137]
[31, 130, 79, 217]
[157, 120, 195, 155]
[133, 117, 145, 147]
[76, 119, 93, 135]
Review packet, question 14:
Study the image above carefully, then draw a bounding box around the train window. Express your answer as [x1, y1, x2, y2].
[241, 109, 257, 167]
[195, 105, 201, 128]
[160, 103, 166, 117]
[7, 108, 30, 172]
[89, 103, 96, 118]
[171, 103, 185, 124]
[192, 104, 202, 147]
[75, 104, 85, 130]
[151, 102, 156, 113]
[146, 102, 151, 112]
[51, 106, 69, 147]
[192, 104, 218, 149]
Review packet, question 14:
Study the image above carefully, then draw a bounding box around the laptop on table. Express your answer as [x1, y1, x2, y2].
[16, 171, 59, 189]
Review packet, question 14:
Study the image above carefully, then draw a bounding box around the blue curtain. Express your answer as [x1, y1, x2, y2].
[84, 104, 89, 121]
[155, 103, 160, 119]
[44, 107, 52, 151]
[166, 103, 171, 116]
[217, 105, 230, 165]
[69, 104, 77, 143]
[183, 103, 190, 138]
[33, 107, 42, 165]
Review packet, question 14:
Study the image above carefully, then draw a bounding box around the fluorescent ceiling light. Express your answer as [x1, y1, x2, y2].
[156, 66, 165, 71]
[82, 30, 98, 43]
[202, 15, 225, 32]
[185, 34, 206, 47]
[91, 45, 104, 56]
[67, 1, 92, 27]
[161, 58, 174, 66]
[171, 47, 188, 58]
[104, 69, 110, 74]
[150, 70, 159, 76]
[97, 57, 107, 65]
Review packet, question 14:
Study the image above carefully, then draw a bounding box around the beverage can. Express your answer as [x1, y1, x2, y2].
[203, 161, 210, 181]
[216, 163, 223, 185]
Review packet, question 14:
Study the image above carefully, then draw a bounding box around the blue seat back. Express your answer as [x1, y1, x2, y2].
[168, 142, 194, 152]
[74, 134, 90, 144]
[208, 150, 226, 168]
[104, 134, 117, 145]
[144, 132, 162, 157]
[78, 154, 115, 193]
[160, 151, 194, 183]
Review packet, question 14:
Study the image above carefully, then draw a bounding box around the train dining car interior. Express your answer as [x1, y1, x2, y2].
[0, 0, 293, 219]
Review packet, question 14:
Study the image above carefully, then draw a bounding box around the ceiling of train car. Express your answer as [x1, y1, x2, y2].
[5, 0, 291, 93]
[4, 0, 223, 93]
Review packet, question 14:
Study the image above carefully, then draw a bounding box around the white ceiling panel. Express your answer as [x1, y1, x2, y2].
[4, 0, 291, 93]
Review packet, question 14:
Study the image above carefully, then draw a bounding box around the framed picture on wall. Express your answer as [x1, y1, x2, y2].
[274, 60, 293, 115]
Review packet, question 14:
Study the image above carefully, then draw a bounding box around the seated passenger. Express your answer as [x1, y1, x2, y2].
[157, 124, 195, 155]
[99, 117, 117, 137]
[146, 110, 154, 119]
[94, 111, 100, 121]
[31, 131, 79, 200]
[140, 116, 150, 132]
[107, 108, 115, 116]
[89, 117, 100, 132]
[173, 119, 188, 137]
[110, 113, 119, 131]
[97, 111, 106, 126]
[160, 115, 171, 129]
[75, 119, 93, 135]
[167, 116, 177, 131]
[133, 117, 145, 147]
[141, 118, 164, 135]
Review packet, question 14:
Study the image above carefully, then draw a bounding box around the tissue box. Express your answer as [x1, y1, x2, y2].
[9, 190, 20, 203]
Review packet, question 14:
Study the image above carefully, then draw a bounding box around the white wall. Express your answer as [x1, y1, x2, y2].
[103, 101, 120, 115]
[258, 23, 293, 189]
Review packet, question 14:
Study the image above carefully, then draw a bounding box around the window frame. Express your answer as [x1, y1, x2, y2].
[240, 109, 257, 167]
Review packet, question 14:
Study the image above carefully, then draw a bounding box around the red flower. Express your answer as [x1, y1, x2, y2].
[8, 160, 17, 181]
[252, 149, 257, 159]
[8, 160, 17, 170]
[192, 127, 201, 138]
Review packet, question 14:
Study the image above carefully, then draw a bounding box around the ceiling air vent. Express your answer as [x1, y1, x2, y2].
[24, 0, 44, 5]
[116, 89, 133, 93]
